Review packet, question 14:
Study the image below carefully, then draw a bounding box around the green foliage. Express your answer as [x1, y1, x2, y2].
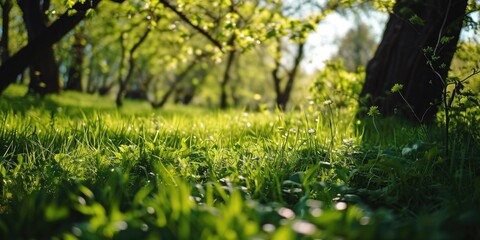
[2, 0, 480, 237]
[430, 39, 480, 154]
[450, 41, 480, 91]
[392, 7, 480, 154]
[0, 85, 479, 239]
[436, 85, 480, 149]
[408, 14, 424, 27]
[391, 83, 403, 93]
[49, 0, 328, 108]
[64, 0, 80, 9]
[0, 85, 361, 238]
[309, 60, 364, 112]
[367, 106, 380, 117]
[331, 22, 378, 72]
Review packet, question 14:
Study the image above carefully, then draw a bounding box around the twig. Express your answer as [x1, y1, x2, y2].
[159, 0, 224, 52]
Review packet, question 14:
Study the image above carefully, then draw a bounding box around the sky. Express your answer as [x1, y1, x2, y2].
[301, 8, 480, 74]
[302, 11, 388, 74]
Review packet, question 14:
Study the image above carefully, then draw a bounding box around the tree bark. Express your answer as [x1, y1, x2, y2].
[0, 0, 125, 94]
[220, 48, 236, 109]
[272, 40, 304, 111]
[360, 0, 467, 122]
[218, 31, 237, 110]
[17, 0, 60, 95]
[0, 0, 12, 64]
[65, 28, 86, 92]
[159, 0, 224, 52]
[115, 26, 151, 107]
[150, 59, 198, 108]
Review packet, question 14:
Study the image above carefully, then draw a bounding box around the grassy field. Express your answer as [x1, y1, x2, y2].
[1, 84, 479, 239]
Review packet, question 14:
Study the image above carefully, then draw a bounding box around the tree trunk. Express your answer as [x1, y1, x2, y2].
[65, 28, 86, 92]
[115, 26, 151, 107]
[0, 0, 12, 64]
[175, 67, 207, 105]
[17, 0, 61, 95]
[272, 40, 304, 111]
[360, 0, 467, 122]
[220, 49, 236, 109]
[151, 59, 197, 108]
[0, 0, 125, 94]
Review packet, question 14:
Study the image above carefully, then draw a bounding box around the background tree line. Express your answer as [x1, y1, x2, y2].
[0, 0, 327, 110]
[0, 0, 479, 121]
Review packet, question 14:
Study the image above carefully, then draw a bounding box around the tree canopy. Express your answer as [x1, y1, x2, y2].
[0, 0, 478, 112]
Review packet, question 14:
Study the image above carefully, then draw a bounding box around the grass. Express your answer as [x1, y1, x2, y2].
[0, 84, 479, 239]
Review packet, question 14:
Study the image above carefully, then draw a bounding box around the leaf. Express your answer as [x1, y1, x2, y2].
[113, 152, 123, 159]
[302, 22, 316, 32]
[367, 106, 380, 117]
[289, 172, 304, 184]
[391, 83, 403, 93]
[54, 153, 65, 163]
[467, 96, 480, 107]
[133, 186, 153, 206]
[67, 9, 78, 16]
[145, 141, 155, 150]
[423, 46, 433, 54]
[45, 204, 69, 221]
[149, 20, 157, 28]
[78, 185, 94, 199]
[335, 165, 349, 183]
[266, 29, 277, 39]
[64, 0, 76, 8]
[440, 36, 454, 44]
[409, 14, 424, 26]
[224, 22, 235, 29]
[0, 165, 6, 177]
[86, 8, 96, 18]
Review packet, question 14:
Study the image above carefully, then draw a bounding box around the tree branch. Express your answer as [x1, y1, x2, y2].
[159, 0, 224, 52]
[0, 0, 125, 94]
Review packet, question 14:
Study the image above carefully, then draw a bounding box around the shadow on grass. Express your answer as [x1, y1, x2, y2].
[0, 84, 145, 118]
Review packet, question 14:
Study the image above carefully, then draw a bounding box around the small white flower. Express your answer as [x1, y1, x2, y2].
[263, 224, 275, 233]
[292, 220, 317, 235]
[402, 147, 412, 156]
[342, 138, 354, 146]
[335, 202, 347, 211]
[308, 129, 315, 134]
[323, 99, 333, 105]
[278, 207, 295, 219]
[412, 143, 420, 150]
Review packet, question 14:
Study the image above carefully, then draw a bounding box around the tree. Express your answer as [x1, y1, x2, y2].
[0, 0, 124, 95]
[360, 0, 468, 122]
[115, 24, 153, 107]
[149, 54, 207, 108]
[0, 0, 12, 64]
[271, 38, 305, 111]
[65, 26, 86, 92]
[159, 0, 263, 109]
[17, 0, 60, 95]
[262, 0, 331, 111]
[331, 22, 377, 72]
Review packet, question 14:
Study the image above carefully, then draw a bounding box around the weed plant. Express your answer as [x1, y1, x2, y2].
[0, 84, 479, 239]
